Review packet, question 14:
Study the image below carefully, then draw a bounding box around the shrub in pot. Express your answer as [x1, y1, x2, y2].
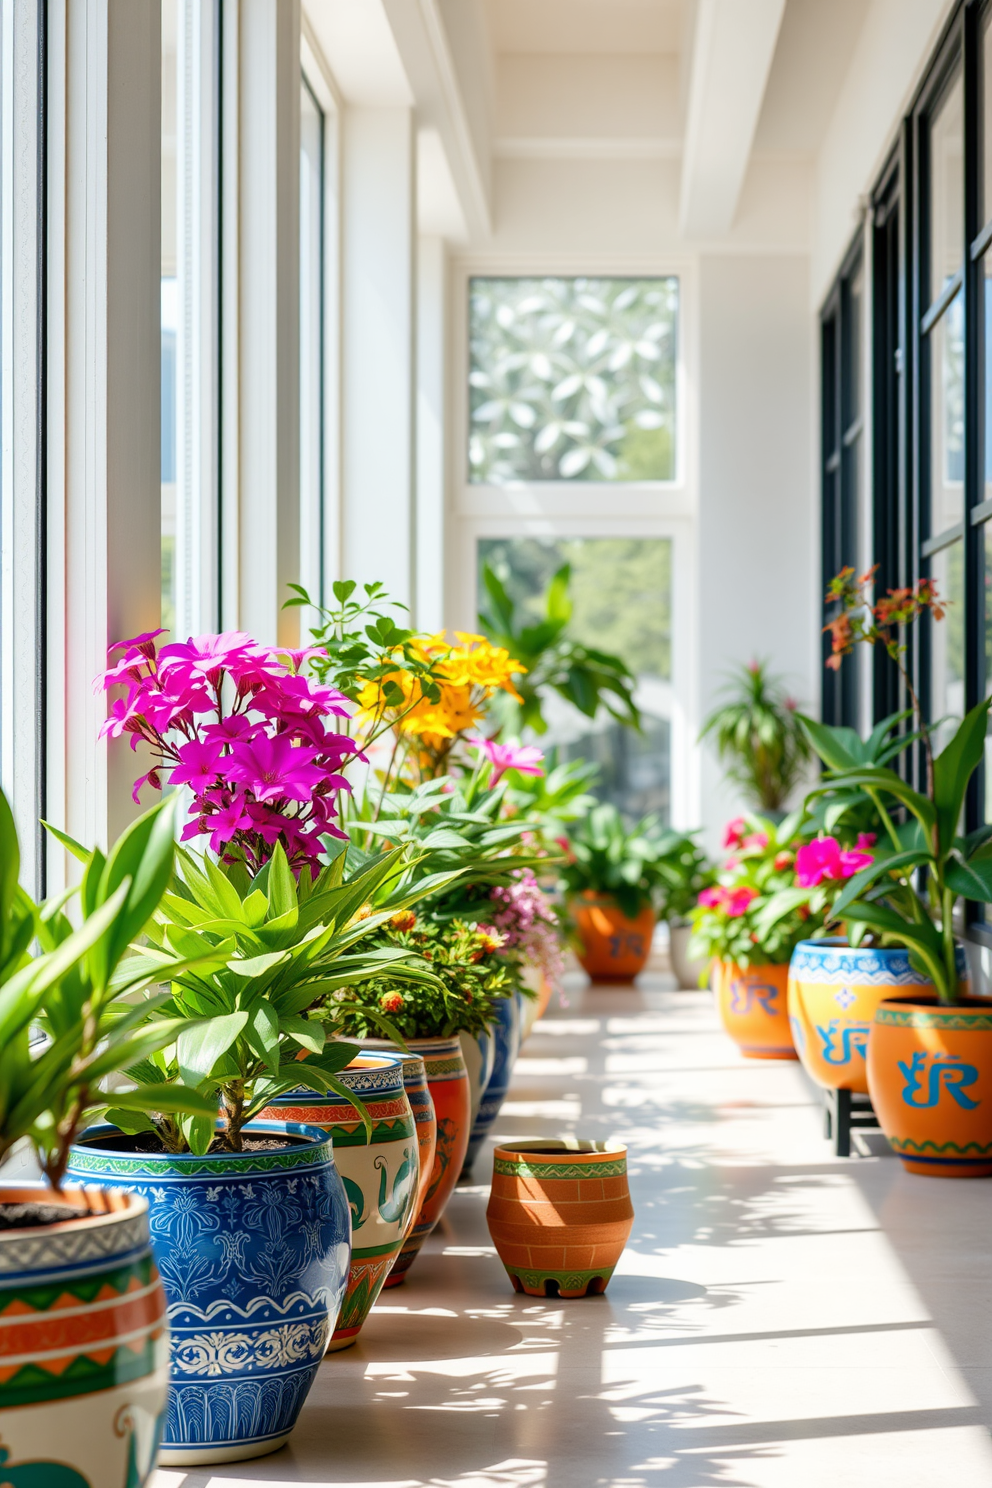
[699, 657, 811, 815]
[560, 804, 669, 981]
[799, 567, 992, 1175]
[689, 814, 820, 1059]
[0, 793, 218, 1487]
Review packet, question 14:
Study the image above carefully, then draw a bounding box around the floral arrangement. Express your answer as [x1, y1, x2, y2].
[98, 628, 357, 876]
[689, 815, 823, 968]
[488, 868, 565, 994]
[325, 914, 513, 1040]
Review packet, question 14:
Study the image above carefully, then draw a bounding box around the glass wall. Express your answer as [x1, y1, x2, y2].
[161, 0, 178, 637]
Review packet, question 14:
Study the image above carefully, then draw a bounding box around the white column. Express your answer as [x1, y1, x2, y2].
[47, 0, 161, 875]
[0, 0, 45, 893]
[416, 233, 447, 631]
[220, 0, 301, 648]
[341, 106, 416, 606]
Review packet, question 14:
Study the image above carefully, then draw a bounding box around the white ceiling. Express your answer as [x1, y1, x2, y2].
[483, 0, 686, 57]
[752, 0, 868, 157]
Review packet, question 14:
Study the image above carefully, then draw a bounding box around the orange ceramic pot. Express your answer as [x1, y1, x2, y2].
[572, 893, 655, 981]
[487, 1140, 634, 1297]
[716, 959, 796, 1059]
[384, 1035, 471, 1285]
[788, 940, 967, 1094]
[867, 996, 992, 1176]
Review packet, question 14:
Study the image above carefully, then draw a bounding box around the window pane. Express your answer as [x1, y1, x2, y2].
[930, 537, 964, 754]
[929, 68, 963, 304]
[477, 537, 672, 821]
[469, 278, 677, 485]
[929, 289, 964, 535]
[985, 524, 992, 820]
[983, 13, 992, 230]
[300, 79, 324, 610]
[161, 0, 178, 637]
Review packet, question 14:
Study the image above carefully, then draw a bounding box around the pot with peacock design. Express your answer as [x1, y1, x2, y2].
[261, 1053, 417, 1348]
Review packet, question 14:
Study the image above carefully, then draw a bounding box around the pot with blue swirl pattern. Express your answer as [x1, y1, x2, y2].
[65, 1120, 350, 1467]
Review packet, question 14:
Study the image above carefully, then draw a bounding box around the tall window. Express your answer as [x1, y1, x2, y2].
[299, 76, 325, 612]
[161, 0, 178, 636]
[469, 277, 678, 485]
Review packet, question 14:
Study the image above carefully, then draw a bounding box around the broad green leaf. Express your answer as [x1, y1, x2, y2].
[106, 1083, 219, 1117]
[829, 849, 930, 919]
[228, 950, 290, 979]
[933, 696, 992, 859]
[177, 1011, 248, 1083]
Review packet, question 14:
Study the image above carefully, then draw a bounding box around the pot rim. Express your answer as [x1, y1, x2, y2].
[876, 993, 992, 1011]
[68, 1118, 333, 1167]
[493, 1139, 626, 1160]
[0, 1181, 148, 1240]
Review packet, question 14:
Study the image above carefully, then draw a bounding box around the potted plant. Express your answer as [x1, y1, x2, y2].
[689, 815, 822, 1059]
[0, 792, 218, 1487]
[700, 658, 811, 814]
[560, 804, 669, 981]
[805, 567, 992, 1175]
[654, 831, 715, 989]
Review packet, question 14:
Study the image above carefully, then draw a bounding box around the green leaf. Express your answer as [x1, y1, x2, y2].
[108, 1083, 219, 1117]
[41, 819, 91, 865]
[177, 1012, 248, 1084]
[280, 1015, 325, 1055]
[933, 696, 992, 859]
[946, 856, 992, 902]
[266, 843, 297, 922]
[228, 950, 290, 979]
[829, 849, 930, 919]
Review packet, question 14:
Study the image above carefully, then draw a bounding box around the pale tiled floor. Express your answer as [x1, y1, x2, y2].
[152, 972, 992, 1488]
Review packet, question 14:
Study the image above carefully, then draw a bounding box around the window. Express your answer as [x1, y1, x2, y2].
[161, 0, 178, 636]
[299, 76, 324, 611]
[477, 536, 673, 822]
[468, 277, 678, 485]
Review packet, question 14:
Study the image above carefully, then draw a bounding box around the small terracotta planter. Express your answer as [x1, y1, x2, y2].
[486, 1140, 634, 1297]
[572, 893, 655, 981]
[867, 996, 992, 1176]
[715, 959, 796, 1060]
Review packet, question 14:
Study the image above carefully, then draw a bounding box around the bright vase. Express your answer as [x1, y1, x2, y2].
[387, 1035, 471, 1285]
[867, 996, 992, 1176]
[572, 893, 655, 981]
[0, 1185, 168, 1487]
[715, 960, 796, 1060]
[788, 939, 966, 1093]
[261, 1054, 417, 1349]
[464, 995, 522, 1173]
[486, 1140, 634, 1298]
[460, 1028, 495, 1126]
[66, 1121, 350, 1466]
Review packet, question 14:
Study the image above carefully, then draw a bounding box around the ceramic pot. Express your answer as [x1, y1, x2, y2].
[715, 959, 797, 1060]
[66, 1121, 350, 1466]
[517, 964, 544, 1043]
[0, 1184, 168, 1487]
[788, 940, 969, 1094]
[352, 1042, 437, 1225]
[486, 1140, 634, 1297]
[867, 996, 992, 1176]
[572, 893, 655, 981]
[261, 1054, 417, 1349]
[459, 1027, 496, 1125]
[668, 922, 709, 989]
[386, 1035, 471, 1285]
[464, 994, 522, 1174]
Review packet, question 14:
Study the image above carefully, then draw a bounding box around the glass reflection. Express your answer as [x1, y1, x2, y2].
[930, 538, 964, 756]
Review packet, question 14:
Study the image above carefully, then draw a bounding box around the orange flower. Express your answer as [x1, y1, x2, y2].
[389, 910, 417, 932]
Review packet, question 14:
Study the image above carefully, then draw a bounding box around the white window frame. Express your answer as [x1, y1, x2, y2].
[448, 253, 700, 830]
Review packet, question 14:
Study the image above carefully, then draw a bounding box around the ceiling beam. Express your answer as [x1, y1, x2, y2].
[679, 0, 787, 239]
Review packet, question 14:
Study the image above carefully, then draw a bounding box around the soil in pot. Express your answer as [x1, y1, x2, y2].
[0, 1200, 83, 1228]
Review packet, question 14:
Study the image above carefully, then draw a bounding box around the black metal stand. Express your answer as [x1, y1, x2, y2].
[823, 1087, 880, 1157]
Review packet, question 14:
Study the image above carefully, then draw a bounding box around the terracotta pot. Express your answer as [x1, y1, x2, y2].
[572, 893, 655, 981]
[356, 1041, 438, 1226]
[0, 1184, 168, 1486]
[385, 1035, 472, 1285]
[715, 959, 797, 1059]
[260, 1055, 417, 1350]
[788, 939, 968, 1094]
[487, 1140, 634, 1297]
[867, 996, 992, 1176]
[668, 922, 709, 989]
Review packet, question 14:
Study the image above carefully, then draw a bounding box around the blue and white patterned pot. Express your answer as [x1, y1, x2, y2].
[464, 995, 522, 1173]
[66, 1121, 350, 1468]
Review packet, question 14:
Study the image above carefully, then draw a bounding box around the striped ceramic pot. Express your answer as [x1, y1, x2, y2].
[789, 939, 969, 1094]
[0, 1183, 168, 1488]
[66, 1121, 350, 1466]
[356, 1042, 438, 1232]
[459, 1027, 495, 1126]
[463, 995, 522, 1174]
[487, 1140, 634, 1298]
[262, 1054, 417, 1348]
[387, 1035, 471, 1284]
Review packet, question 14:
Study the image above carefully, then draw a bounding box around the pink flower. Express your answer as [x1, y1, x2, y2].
[698, 887, 726, 909]
[472, 738, 544, 786]
[795, 837, 874, 888]
[723, 818, 747, 850]
[268, 644, 328, 674]
[725, 886, 758, 917]
[169, 739, 225, 791]
[856, 832, 877, 850]
[158, 632, 260, 688]
[131, 769, 162, 804]
[206, 795, 253, 854]
[110, 628, 166, 653]
[742, 832, 768, 851]
[226, 733, 325, 803]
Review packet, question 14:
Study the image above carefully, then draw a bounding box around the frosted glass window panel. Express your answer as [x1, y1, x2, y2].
[161, 0, 178, 637]
[929, 288, 964, 534]
[469, 277, 678, 485]
[929, 68, 964, 302]
[930, 537, 964, 756]
[477, 537, 672, 821]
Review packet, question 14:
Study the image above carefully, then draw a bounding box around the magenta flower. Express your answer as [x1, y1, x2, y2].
[723, 818, 747, 850]
[472, 737, 544, 786]
[207, 795, 253, 854]
[795, 837, 874, 889]
[169, 739, 225, 791]
[697, 885, 757, 917]
[226, 733, 325, 803]
[698, 886, 725, 909]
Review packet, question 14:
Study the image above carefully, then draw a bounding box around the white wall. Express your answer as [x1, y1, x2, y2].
[696, 253, 814, 851]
